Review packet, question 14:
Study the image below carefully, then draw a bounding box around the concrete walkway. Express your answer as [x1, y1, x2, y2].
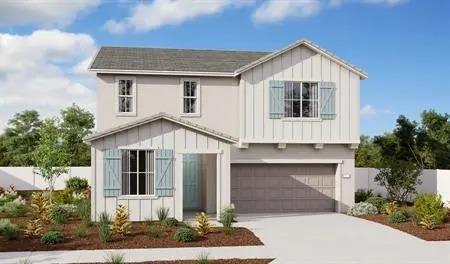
[1, 213, 450, 263]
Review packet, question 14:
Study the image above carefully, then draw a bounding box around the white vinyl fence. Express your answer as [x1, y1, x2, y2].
[0, 167, 90, 191]
[356, 168, 450, 204]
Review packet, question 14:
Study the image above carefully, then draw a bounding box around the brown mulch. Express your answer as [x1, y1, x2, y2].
[86, 260, 273, 264]
[359, 214, 450, 241]
[0, 217, 263, 252]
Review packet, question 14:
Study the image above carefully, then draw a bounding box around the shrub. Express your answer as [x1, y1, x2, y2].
[51, 204, 74, 225]
[157, 206, 170, 221]
[0, 219, 19, 240]
[24, 219, 44, 238]
[66, 177, 89, 193]
[30, 192, 51, 224]
[355, 189, 374, 203]
[161, 217, 178, 227]
[98, 212, 111, 243]
[374, 161, 422, 202]
[75, 223, 88, 238]
[196, 252, 211, 264]
[220, 206, 235, 229]
[414, 194, 447, 229]
[104, 252, 125, 264]
[148, 225, 164, 238]
[365, 197, 387, 213]
[111, 205, 131, 236]
[388, 212, 408, 223]
[52, 189, 75, 205]
[41, 231, 64, 245]
[384, 201, 399, 215]
[196, 212, 212, 236]
[173, 227, 197, 242]
[222, 227, 234, 236]
[347, 202, 378, 216]
[1, 198, 28, 217]
[75, 199, 91, 225]
[0, 186, 18, 207]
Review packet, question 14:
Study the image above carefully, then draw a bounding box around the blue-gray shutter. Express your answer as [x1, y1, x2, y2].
[269, 80, 285, 119]
[320, 82, 336, 120]
[155, 149, 174, 197]
[103, 149, 121, 197]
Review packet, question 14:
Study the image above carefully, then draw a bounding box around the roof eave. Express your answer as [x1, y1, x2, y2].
[84, 113, 238, 145]
[89, 68, 235, 77]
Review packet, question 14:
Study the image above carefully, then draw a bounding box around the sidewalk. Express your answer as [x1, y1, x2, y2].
[0, 246, 274, 264]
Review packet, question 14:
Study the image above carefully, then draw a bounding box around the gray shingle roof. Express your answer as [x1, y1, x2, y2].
[90, 46, 270, 73]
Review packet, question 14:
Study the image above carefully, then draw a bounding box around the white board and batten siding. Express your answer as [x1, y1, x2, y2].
[90, 119, 231, 221]
[240, 45, 360, 144]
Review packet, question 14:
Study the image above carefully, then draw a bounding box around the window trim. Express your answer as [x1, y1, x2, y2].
[180, 78, 201, 117]
[115, 76, 137, 117]
[281, 81, 321, 121]
[119, 148, 156, 197]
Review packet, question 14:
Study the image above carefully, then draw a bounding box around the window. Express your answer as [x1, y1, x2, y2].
[181, 79, 200, 115]
[116, 77, 136, 115]
[284, 81, 319, 118]
[121, 150, 154, 195]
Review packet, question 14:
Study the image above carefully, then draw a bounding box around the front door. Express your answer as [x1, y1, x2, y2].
[183, 154, 200, 209]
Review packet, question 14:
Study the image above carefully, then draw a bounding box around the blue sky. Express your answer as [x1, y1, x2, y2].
[0, 0, 448, 136]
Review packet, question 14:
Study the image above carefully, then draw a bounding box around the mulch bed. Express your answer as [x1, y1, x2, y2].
[359, 214, 450, 241]
[86, 260, 273, 264]
[0, 217, 263, 252]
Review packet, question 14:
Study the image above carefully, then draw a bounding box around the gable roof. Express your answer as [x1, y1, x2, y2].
[84, 112, 238, 144]
[89, 47, 269, 76]
[89, 39, 367, 79]
[234, 39, 368, 79]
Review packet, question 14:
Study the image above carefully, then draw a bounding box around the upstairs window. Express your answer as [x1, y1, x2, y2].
[181, 79, 200, 116]
[116, 76, 136, 115]
[284, 81, 319, 118]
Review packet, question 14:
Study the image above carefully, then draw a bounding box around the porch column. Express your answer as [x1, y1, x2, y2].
[174, 153, 183, 221]
[216, 144, 231, 220]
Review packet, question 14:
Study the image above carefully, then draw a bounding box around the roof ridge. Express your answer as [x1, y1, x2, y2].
[100, 46, 271, 54]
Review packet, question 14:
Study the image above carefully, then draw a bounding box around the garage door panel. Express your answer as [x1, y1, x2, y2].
[231, 164, 336, 213]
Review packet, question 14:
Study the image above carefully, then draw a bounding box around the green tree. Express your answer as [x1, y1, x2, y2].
[1, 110, 42, 165]
[419, 110, 450, 169]
[60, 104, 95, 166]
[355, 135, 381, 167]
[33, 119, 69, 201]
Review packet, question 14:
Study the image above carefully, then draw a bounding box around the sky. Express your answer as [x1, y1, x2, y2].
[0, 0, 448, 136]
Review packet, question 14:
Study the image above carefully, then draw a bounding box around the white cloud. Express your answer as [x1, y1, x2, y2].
[331, 0, 407, 6]
[104, 0, 249, 33]
[360, 104, 392, 118]
[0, 0, 101, 27]
[253, 0, 322, 23]
[360, 104, 377, 117]
[253, 0, 408, 23]
[0, 30, 96, 131]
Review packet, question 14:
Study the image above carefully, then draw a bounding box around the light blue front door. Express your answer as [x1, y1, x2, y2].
[183, 154, 200, 209]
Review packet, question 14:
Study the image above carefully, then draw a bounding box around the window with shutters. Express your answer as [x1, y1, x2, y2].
[181, 79, 200, 116]
[121, 150, 155, 195]
[284, 81, 319, 118]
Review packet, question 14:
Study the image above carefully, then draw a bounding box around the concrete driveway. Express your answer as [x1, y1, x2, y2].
[236, 213, 450, 264]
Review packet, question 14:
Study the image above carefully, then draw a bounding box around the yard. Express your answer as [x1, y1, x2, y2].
[0, 181, 263, 254]
[349, 190, 450, 241]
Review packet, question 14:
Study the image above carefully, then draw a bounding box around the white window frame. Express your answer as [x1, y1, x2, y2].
[180, 78, 201, 117]
[115, 76, 137, 116]
[120, 149, 156, 197]
[282, 81, 321, 121]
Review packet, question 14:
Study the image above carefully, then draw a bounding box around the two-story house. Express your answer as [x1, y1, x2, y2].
[85, 39, 367, 221]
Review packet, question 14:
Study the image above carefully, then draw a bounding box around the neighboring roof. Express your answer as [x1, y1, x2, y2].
[235, 39, 368, 79]
[89, 46, 269, 76]
[89, 39, 367, 79]
[84, 112, 238, 144]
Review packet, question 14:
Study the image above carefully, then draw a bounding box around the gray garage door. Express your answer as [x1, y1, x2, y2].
[231, 164, 336, 213]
